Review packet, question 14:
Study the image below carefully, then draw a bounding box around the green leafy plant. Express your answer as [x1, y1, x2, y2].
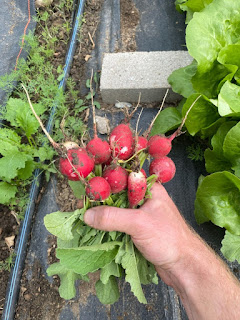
[0, 1, 80, 212]
[154, 0, 240, 263]
[0, 252, 16, 272]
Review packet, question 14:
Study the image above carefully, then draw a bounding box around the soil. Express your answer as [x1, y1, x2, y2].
[1, 0, 143, 318]
[0, 206, 18, 315]
[120, 0, 139, 52]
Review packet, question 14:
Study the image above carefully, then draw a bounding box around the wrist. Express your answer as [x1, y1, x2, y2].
[155, 230, 240, 320]
[155, 229, 205, 289]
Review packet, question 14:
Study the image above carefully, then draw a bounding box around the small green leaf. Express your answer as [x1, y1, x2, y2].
[218, 81, 240, 116]
[0, 182, 17, 205]
[95, 277, 120, 305]
[68, 180, 85, 198]
[150, 107, 182, 136]
[47, 262, 88, 300]
[44, 209, 81, 240]
[86, 92, 93, 100]
[57, 73, 65, 82]
[57, 65, 63, 74]
[100, 261, 121, 284]
[75, 99, 84, 108]
[93, 101, 101, 109]
[0, 151, 31, 181]
[36, 146, 55, 161]
[17, 160, 36, 180]
[0, 129, 21, 156]
[221, 231, 240, 263]
[86, 79, 91, 88]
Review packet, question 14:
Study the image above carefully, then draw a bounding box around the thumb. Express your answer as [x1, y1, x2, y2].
[84, 206, 143, 236]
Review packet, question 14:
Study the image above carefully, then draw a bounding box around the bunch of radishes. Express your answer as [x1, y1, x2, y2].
[58, 118, 177, 208]
[23, 83, 199, 209]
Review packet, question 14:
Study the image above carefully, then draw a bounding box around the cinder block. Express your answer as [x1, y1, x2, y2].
[100, 51, 193, 103]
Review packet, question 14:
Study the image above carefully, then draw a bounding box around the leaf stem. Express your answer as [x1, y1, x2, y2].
[21, 83, 60, 150]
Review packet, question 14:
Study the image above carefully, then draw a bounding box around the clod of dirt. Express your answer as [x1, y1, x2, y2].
[95, 116, 110, 135]
[115, 101, 132, 109]
[35, 0, 53, 8]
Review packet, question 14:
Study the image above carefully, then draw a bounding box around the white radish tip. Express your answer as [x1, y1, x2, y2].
[63, 141, 79, 150]
[130, 171, 145, 180]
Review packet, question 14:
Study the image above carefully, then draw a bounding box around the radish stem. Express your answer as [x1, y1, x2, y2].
[22, 83, 60, 150]
[145, 89, 169, 138]
[90, 69, 97, 138]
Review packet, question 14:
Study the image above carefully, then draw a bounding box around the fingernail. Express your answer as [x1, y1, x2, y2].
[84, 209, 95, 225]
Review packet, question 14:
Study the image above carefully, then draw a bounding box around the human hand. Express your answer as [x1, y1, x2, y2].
[84, 183, 240, 319]
[84, 183, 193, 276]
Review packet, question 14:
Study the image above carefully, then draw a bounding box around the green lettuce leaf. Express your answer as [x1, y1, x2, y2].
[192, 62, 237, 98]
[186, 0, 240, 73]
[182, 94, 220, 136]
[221, 231, 240, 263]
[218, 42, 240, 68]
[175, 0, 214, 23]
[150, 107, 182, 136]
[204, 121, 236, 173]
[223, 122, 240, 169]
[217, 81, 240, 116]
[200, 118, 226, 139]
[194, 172, 240, 235]
[168, 60, 197, 98]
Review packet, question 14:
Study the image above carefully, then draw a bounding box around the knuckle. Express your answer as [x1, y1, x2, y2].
[96, 206, 113, 230]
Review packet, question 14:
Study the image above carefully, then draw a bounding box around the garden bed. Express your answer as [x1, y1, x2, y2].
[2, 0, 239, 319]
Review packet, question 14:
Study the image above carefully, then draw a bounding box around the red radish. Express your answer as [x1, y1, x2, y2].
[145, 93, 202, 159]
[103, 165, 128, 193]
[109, 124, 134, 160]
[86, 176, 111, 201]
[147, 135, 174, 158]
[128, 171, 147, 208]
[149, 156, 176, 183]
[59, 148, 94, 181]
[140, 168, 147, 178]
[103, 155, 113, 166]
[136, 136, 148, 152]
[87, 137, 111, 164]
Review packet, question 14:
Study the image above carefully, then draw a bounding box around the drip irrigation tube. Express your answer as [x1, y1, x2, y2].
[2, 1, 86, 319]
